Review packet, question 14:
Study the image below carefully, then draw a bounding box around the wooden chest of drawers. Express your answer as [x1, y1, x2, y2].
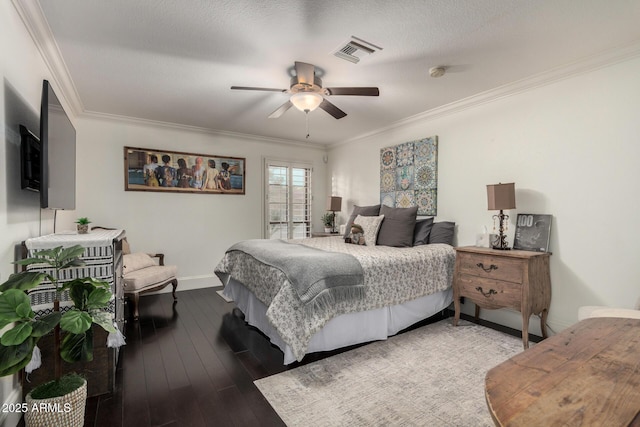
[452, 246, 551, 348]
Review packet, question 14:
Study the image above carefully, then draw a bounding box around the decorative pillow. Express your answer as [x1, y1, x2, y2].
[123, 252, 156, 275]
[354, 214, 384, 246]
[376, 205, 418, 247]
[413, 217, 435, 246]
[343, 204, 381, 239]
[429, 221, 456, 245]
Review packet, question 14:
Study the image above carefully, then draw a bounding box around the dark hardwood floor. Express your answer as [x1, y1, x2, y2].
[72, 287, 537, 427]
[82, 287, 288, 427]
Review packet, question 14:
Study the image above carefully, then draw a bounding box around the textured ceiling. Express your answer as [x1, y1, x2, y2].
[25, 0, 640, 145]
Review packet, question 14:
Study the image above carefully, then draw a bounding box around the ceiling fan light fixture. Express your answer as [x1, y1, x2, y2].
[290, 92, 323, 112]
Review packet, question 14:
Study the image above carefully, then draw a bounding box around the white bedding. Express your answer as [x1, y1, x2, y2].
[215, 236, 456, 361]
[224, 278, 453, 364]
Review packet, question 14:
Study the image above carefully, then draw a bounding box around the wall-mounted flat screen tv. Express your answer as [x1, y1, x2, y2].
[19, 124, 41, 192]
[40, 80, 76, 210]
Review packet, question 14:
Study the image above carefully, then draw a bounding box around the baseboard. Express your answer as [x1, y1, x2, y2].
[456, 301, 574, 338]
[146, 274, 219, 294]
[452, 310, 544, 343]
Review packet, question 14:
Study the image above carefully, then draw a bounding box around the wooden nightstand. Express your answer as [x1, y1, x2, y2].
[452, 246, 551, 349]
[311, 232, 340, 238]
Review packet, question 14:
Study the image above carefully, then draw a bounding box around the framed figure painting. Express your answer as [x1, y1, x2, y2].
[124, 146, 245, 195]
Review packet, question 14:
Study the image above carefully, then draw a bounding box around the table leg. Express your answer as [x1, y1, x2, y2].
[522, 311, 530, 349]
[475, 305, 480, 322]
[453, 296, 460, 326]
[540, 309, 549, 339]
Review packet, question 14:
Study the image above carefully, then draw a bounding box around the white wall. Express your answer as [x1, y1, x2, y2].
[53, 117, 327, 292]
[0, 3, 59, 425]
[327, 56, 640, 335]
[2, 0, 639, 420]
[1, 3, 326, 422]
[0, 2, 54, 281]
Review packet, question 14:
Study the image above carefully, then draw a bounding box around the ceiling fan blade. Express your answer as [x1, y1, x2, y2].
[268, 100, 293, 119]
[319, 99, 347, 119]
[231, 86, 287, 92]
[294, 62, 315, 86]
[324, 87, 380, 96]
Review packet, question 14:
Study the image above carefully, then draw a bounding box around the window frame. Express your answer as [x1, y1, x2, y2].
[263, 158, 313, 239]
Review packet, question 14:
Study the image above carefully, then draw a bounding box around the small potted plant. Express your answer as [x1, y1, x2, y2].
[75, 217, 91, 234]
[75, 218, 91, 234]
[321, 212, 335, 233]
[0, 245, 123, 426]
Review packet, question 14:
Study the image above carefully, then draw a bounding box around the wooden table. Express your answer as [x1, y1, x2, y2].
[485, 317, 640, 426]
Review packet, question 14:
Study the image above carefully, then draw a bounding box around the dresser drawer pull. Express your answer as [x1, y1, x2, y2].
[476, 262, 498, 273]
[475, 286, 498, 298]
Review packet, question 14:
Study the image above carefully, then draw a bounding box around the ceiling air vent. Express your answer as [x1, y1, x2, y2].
[332, 36, 382, 64]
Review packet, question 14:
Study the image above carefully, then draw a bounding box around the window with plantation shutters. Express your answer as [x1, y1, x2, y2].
[264, 159, 313, 239]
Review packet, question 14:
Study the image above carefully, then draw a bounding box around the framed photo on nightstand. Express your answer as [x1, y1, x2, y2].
[513, 214, 552, 252]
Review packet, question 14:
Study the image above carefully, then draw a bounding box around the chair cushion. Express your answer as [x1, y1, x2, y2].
[578, 305, 640, 321]
[123, 253, 156, 275]
[124, 264, 177, 292]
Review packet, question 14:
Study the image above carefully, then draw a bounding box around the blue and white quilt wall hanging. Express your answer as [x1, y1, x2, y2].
[380, 136, 438, 215]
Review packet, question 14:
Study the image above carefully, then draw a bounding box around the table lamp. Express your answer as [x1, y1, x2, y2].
[326, 196, 342, 233]
[487, 183, 516, 250]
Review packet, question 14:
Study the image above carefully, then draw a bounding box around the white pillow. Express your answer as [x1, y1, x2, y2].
[354, 214, 385, 246]
[123, 252, 156, 275]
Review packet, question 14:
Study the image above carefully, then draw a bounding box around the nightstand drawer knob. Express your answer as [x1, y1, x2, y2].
[476, 286, 498, 298]
[476, 262, 498, 273]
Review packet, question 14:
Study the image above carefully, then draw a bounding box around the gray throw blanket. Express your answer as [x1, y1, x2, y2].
[222, 239, 365, 311]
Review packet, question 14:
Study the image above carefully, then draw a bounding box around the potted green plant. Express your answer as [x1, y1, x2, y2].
[321, 212, 335, 233]
[0, 245, 121, 427]
[75, 217, 91, 234]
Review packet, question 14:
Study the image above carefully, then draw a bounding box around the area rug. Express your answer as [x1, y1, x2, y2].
[255, 319, 526, 426]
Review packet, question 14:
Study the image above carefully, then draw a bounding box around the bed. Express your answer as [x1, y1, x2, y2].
[215, 235, 456, 364]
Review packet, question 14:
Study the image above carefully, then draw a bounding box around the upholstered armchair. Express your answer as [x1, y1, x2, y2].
[123, 251, 178, 319]
[94, 227, 178, 319]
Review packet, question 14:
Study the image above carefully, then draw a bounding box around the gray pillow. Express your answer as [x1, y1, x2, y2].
[343, 204, 381, 238]
[413, 217, 434, 246]
[429, 221, 455, 245]
[376, 205, 418, 247]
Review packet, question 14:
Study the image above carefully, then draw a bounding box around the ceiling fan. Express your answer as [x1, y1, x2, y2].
[231, 61, 379, 120]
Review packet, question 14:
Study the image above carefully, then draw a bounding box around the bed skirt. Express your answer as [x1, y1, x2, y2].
[224, 278, 453, 364]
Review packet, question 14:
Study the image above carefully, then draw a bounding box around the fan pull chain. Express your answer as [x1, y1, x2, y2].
[305, 110, 310, 139]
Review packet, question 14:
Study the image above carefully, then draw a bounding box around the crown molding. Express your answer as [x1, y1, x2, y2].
[13, 0, 324, 150]
[14, 0, 640, 150]
[83, 110, 326, 150]
[333, 40, 640, 148]
[12, 0, 85, 118]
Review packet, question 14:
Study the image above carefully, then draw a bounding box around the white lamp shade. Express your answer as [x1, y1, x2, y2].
[290, 92, 323, 112]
